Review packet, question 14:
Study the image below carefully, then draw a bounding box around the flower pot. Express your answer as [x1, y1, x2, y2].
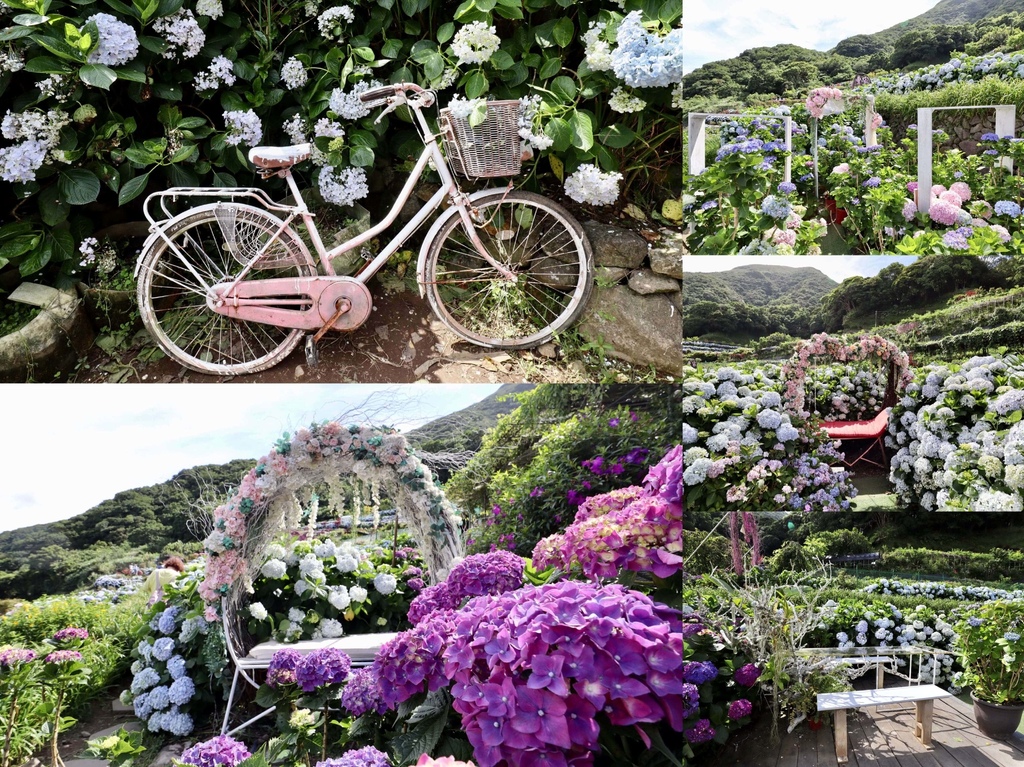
[808, 717, 823, 731]
[972, 692, 1024, 740]
[76, 283, 138, 330]
[824, 196, 849, 225]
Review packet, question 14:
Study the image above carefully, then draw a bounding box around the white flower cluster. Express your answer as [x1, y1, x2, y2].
[583, 22, 612, 72]
[153, 9, 205, 59]
[196, 0, 223, 18]
[446, 94, 486, 119]
[328, 80, 381, 120]
[318, 165, 369, 206]
[517, 94, 552, 151]
[86, 13, 139, 67]
[866, 51, 1024, 96]
[317, 5, 354, 38]
[608, 86, 646, 114]
[194, 56, 236, 91]
[0, 108, 69, 183]
[610, 11, 683, 89]
[281, 57, 308, 90]
[435, 67, 459, 89]
[36, 75, 70, 100]
[314, 118, 344, 138]
[863, 578, 1024, 603]
[283, 114, 307, 144]
[223, 109, 262, 146]
[0, 47, 24, 73]
[886, 354, 1024, 511]
[564, 163, 623, 206]
[450, 21, 500, 66]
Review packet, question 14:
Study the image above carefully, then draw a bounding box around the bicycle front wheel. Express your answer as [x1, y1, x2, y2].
[424, 191, 593, 348]
[137, 204, 316, 375]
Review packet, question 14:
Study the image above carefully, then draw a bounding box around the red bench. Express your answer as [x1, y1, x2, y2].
[821, 409, 889, 469]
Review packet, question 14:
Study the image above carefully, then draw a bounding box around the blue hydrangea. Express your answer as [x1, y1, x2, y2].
[994, 200, 1021, 217]
[862, 177, 881, 188]
[1005, 632, 1021, 641]
[993, 389, 1024, 416]
[760, 195, 792, 220]
[133, 692, 152, 720]
[777, 181, 796, 194]
[700, 200, 718, 211]
[756, 409, 783, 430]
[942, 227, 972, 251]
[167, 655, 187, 680]
[158, 607, 179, 636]
[160, 707, 194, 736]
[776, 424, 800, 442]
[131, 667, 160, 694]
[981, 133, 1000, 141]
[609, 11, 683, 88]
[168, 676, 195, 705]
[152, 637, 176, 662]
[148, 685, 171, 711]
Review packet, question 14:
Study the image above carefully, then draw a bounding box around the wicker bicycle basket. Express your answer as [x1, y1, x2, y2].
[438, 100, 523, 179]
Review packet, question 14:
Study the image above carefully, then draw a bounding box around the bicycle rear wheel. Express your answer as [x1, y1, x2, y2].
[423, 191, 593, 348]
[137, 204, 315, 375]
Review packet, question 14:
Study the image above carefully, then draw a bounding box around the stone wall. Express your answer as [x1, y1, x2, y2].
[578, 222, 682, 375]
[884, 108, 1024, 154]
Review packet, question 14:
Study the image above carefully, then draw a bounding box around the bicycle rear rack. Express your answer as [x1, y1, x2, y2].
[143, 187, 300, 227]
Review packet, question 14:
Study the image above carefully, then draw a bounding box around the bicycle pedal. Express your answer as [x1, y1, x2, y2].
[305, 336, 320, 368]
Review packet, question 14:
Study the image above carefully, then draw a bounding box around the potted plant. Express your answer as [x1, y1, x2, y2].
[954, 600, 1024, 740]
[75, 234, 140, 331]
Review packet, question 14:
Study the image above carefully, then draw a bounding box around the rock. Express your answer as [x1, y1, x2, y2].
[569, 360, 588, 376]
[150, 744, 184, 767]
[0, 287, 93, 382]
[578, 285, 682, 374]
[63, 761, 108, 767]
[595, 266, 629, 284]
[960, 139, 978, 155]
[582, 221, 647, 269]
[294, 365, 305, 379]
[628, 269, 680, 295]
[530, 256, 578, 290]
[111, 699, 132, 713]
[89, 722, 142, 739]
[649, 231, 684, 279]
[375, 324, 390, 341]
[537, 343, 558, 359]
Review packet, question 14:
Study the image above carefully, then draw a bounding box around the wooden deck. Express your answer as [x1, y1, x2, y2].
[710, 693, 1024, 767]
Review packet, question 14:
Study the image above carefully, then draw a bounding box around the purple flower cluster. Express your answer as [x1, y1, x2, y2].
[682, 683, 699, 718]
[728, 698, 753, 719]
[572, 486, 646, 524]
[373, 610, 455, 708]
[684, 718, 715, 744]
[682, 661, 718, 685]
[315, 747, 390, 767]
[531, 533, 567, 571]
[296, 648, 352, 692]
[734, 663, 762, 687]
[266, 649, 302, 688]
[942, 226, 973, 251]
[407, 581, 459, 625]
[180, 736, 251, 767]
[644, 444, 681, 505]
[0, 648, 36, 667]
[447, 551, 524, 600]
[442, 580, 682, 767]
[340, 667, 389, 717]
[53, 627, 89, 642]
[45, 650, 82, 664]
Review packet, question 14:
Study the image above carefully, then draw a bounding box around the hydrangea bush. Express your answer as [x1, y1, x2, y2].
[0, 0, 681, 283]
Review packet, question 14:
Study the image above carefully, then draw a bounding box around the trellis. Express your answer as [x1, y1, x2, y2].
[687, 112, 793, 182]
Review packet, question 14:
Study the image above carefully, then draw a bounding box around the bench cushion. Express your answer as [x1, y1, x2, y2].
[246, 632, 398, 663]
[817, 684, 951, 712]
[822, 410, 889, 440]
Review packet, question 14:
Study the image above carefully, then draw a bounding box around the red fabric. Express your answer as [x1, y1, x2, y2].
[822, 409, 889, 439]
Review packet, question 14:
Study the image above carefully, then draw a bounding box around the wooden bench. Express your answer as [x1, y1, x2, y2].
[817, 684, 953, 764]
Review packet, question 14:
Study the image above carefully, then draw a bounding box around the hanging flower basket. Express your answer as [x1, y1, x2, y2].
[806, 87, 845, 119]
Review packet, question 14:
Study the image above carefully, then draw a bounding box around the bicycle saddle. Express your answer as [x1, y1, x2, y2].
[247, 143, 311, 169]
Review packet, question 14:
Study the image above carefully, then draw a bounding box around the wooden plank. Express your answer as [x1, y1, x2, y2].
[937, 698, 1024, 755]
[819, 686, 952, 712]
[777, 718, 802, 767]
[863, 702, 935, 767]
[847, 707, 902, 767]
[816, 720, 841, 767]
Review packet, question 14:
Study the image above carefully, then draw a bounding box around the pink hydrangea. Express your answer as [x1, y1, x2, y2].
[991, 224, 1011, 243]
[931, 184, 947, 196]
[939, 190, 963, 208]
[831, 163, 850, 175]
[772, 229, 797, 246]
[902, 199, 918, 222]
[949, 181, 972, 202]
[531, 533, 567, 571]
[929, 199, 960, 226]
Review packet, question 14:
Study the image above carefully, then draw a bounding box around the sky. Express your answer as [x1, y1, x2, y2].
[683, 256, 918, 283]
[684, 0, 938, 73]
[0, 384, 501, 534]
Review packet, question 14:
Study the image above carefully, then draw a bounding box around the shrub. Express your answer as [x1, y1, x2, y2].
[767, 540, 811, 574]
[683, 531, 731, 575]
[803, 529, 872, 559]
[881, 546, 1024, 582]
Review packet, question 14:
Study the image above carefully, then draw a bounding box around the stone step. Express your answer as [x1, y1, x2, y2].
[63, 760, 109, 767]
[111, 699, 133, 713]
[88, 721, 142, 740]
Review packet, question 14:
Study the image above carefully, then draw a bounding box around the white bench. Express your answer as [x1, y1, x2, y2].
[817, 684, 952, 764]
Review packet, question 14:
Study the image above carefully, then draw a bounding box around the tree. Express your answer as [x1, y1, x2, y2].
[834, 34, 888, 58]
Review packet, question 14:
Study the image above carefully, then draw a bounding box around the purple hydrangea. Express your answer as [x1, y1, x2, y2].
[683, 683, 699, 718]
[443, 581, 682, 767]
[777, 181, 797, 194]
[682, 661, 718, 685]
[52, 627, 89, 642]
[862, 177, 881, 188]
[373, 610, 455, 708]
[266, 649, 302, 688]
[728, 698, 753, 719]
[407, 581, 459, 625]
[158, 607, 180, 635]
[684, 718, 715, 744]
[0, 648, 36, 667]
[406, 578, 424, 592]
[315, 747, 390, 767]
[180, 736, 251, 767]
[968, 617, 985, 627]
[734, 663, 762, 687]
[942, 226, 972, 251]
[296, 648, 352, 692]
[644, 444, 681, 505]
[446, 551, 525, 601]
[340, 667, 389, 717]
[45, 650, 82, 664]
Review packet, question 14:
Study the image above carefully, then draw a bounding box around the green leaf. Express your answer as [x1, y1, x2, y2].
[489, 50, 514, 70]
[178, 116, 206, 129]
[0, 26, 36, 41]
[658, 0, 681, 23]
[118, 173, 149, 205]
[58, 168, 101, 205]
[551, 16, 573, 47]
[436, 21, 454, 43]
[50, 225, 75, 263]
[13, 13, 49, 25]
[19, 239, 53, 277]
[464, 69, 488, 98]
[568, 110, 593, 151]
[452, 0, 475, 20]
[25, 55, 72, 73]
[532, 19, 556, 47]
[112, 65, 147, 82]
[79, 62, 116, 89]
[353, 46, 374, 62]
[468, 100, 488, 127]
[0, 236, 36, 263]
[598, 124, 636, 148]
[38, 186, 70, 226]
[538, 56, 560, 79]
[423, 50, 444, 80]
[381, 38, 403, 58]
[349, 146, 375, 167]
[153, 82, 181, 100]
[169, 144, 198, 163]
[494, 0, 523, 19]
[550, 75, 575, 100]
[545, 116, 571, 152]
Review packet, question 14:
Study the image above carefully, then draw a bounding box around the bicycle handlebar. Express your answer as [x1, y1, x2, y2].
[358, 82, 425, 103]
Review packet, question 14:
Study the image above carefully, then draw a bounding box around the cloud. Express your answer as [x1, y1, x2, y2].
[683, 256, 917, 283]
[684, 0, 938, 73]
[0, 384, 501, 533]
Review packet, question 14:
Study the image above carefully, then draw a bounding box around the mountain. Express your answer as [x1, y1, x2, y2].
[404, 383, 534, 453]
[847, 0, 1024, 48]
[684, 265, 838, 308]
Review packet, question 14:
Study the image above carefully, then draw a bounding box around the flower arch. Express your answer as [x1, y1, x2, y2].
[782, 333, 913, 415]
[198, 422, 463, 617]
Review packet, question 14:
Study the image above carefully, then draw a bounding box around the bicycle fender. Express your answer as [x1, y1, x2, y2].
[415, 188, 511, 298]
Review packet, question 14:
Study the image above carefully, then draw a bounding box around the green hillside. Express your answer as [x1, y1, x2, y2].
[405, 383, 534, 453]
[684, 265, 838, 308]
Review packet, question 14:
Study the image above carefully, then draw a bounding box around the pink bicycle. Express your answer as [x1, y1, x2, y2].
[135, 82, 594, 375]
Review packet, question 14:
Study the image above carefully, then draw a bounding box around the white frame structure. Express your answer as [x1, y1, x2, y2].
[864, 95, 878, 147]
[687, 112, 793, 182]
[917, 104, 1016, 213]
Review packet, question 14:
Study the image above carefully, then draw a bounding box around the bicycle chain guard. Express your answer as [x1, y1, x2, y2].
[208, 276, 373, 332]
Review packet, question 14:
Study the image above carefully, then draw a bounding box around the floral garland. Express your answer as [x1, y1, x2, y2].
[805, 86, 844, 119]
[199, 423, 464, 618]
[782, 333, 912, 415]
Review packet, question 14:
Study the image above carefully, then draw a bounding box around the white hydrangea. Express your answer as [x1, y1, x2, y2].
[320, 618, 344, 638]
[451, 21, 500, 66]
[517, 94, 552, 151]
[350, 585, 368, 602]
[153, 9, 205, 60]
[313, 540, 337, 559]
[317, 5, 354, 38]
[36, 75, 69, 100]
[0, 140, 50, 183]
[287, 607, 305, 623]
[248, 602, 268, 620]
[299, 553, 324, 577]
[328, 586, 351, 610]
[196, 0, 223, 18]
[335, 554, 359, 572]
[86, 13, 139, 67]
[435, 67, 459, 89]
[0, 48, 24, 73]
[223, 109, 262, 146]
[446, 94, 485, 119]
[314, 118, 344, 138]
[318, 166, 368, 207]
[281, 57, 308, 90]
[608, 86, 646, 113]
[194, 56, 236, 91]
[283, 114, 307, 144]
[260, 559, 287, 579]
[583, 21, 612, 71]
[265, 543, 287, 560]
[564, 163, 623, 206]
[373, 573, 397, 595]
[328, 80, 380, 120]
[295, 579, 310, 596]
